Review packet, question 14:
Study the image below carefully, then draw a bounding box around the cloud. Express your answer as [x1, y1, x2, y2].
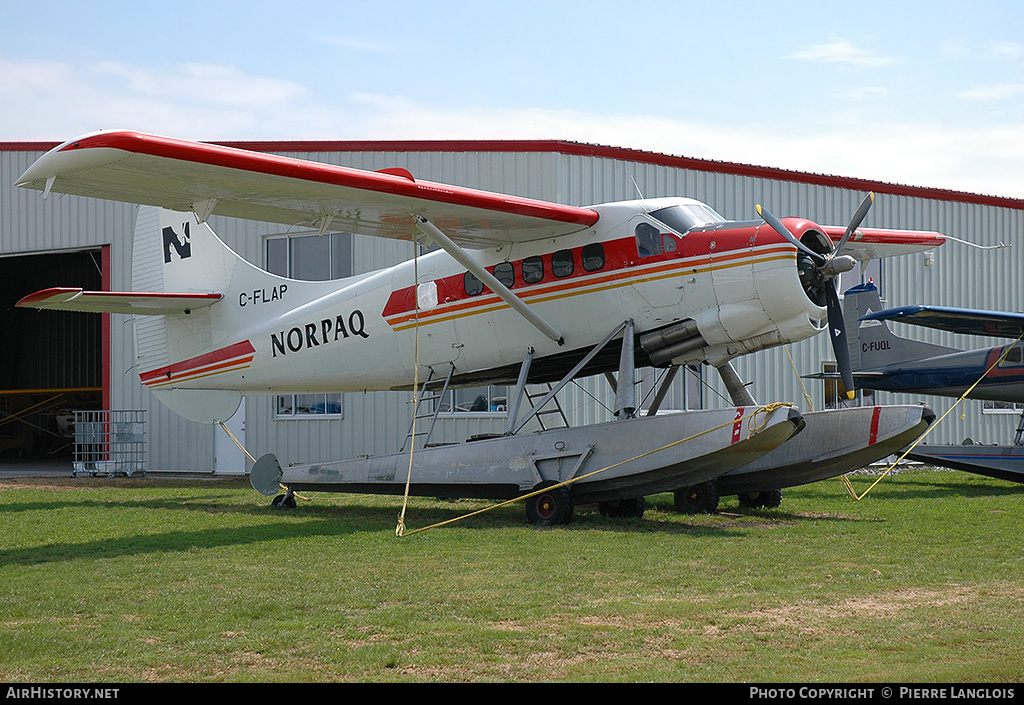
[92, 61, 309, 108]
[0, 56, 335, 140]
[4, 55, 1023, 200]
[958, 82, 1024, 102]
[341, 93, 1024, 198]
[991, 42, 1024, 60]
[788, 39, 898, 69]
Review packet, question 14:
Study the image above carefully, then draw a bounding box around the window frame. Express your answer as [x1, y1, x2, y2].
[522, 255, 545, 284]
[582, 242, 605, 272]
[435, 385, 508, 417]
[551, 249, 574, 278]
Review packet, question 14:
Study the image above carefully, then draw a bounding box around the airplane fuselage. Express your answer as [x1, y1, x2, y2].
[861, 344, 1024, 403]
[138, 198, 829, 395]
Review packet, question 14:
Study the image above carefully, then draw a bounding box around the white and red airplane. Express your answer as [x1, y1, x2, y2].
[14, 131, 943, 522]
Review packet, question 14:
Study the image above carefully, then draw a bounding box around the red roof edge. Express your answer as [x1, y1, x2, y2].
[4, 137, 1022, 210]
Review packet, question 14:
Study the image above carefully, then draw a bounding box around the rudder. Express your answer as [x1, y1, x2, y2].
[843, 282, 957, 371]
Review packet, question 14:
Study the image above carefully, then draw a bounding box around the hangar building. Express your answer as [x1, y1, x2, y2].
[2, 138, 1022, 474]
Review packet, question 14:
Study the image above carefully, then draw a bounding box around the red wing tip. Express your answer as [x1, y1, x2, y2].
[16, 287, 83, 307]
[17, 288, 223, 308]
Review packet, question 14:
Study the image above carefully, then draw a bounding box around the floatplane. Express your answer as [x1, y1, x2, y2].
[15, 131, 940, 524]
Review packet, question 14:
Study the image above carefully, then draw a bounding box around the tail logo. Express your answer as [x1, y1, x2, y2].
[163, 222, 192, 263]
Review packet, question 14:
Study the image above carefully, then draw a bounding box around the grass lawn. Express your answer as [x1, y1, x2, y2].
[1, 467, 1022, 683]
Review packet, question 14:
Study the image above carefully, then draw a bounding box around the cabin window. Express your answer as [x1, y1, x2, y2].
[635, 222, 662, 257]
[649, 203, 724, 234]
[494, 262, 515, 288]
[582, 243, 605, 272]
[522, 256, 544, 284]
[1001, 345, 1023, 365]
[265, 231, 352, 418]
[552, 250, 574, 278]
[464, 271, 484, 296]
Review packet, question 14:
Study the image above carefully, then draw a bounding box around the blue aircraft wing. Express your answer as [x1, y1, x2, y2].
[861, 305, 1024, 338]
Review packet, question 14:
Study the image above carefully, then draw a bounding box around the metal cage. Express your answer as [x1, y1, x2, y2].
[72, 410, 146, 477]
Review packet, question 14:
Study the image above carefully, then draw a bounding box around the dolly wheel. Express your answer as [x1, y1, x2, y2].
[271, 492, 297, 510]
[674, 481, 719, 514]
[526, 481, 574, 526]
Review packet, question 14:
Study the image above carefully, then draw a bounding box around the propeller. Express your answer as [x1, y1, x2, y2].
[756, 192, 875, 400]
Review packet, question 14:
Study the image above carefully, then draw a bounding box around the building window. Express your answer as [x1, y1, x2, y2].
[435, 386, 507, 414]
[982, 401, 1024, 415]
[266, 232, 353, 418]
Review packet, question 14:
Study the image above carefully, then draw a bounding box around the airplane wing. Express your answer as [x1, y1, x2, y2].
[16, 288, 222, 315]
[16, 131, 599, 247]
[820, 225, 945, 261]
[861, 305, 1024, 338]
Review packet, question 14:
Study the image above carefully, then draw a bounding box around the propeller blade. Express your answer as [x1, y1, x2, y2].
[826, 284, 856, 400]
[834, 192, 874, 258]
[756, 204, 826, 263]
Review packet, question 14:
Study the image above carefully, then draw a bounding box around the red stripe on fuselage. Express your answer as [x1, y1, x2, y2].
[139, 340, 255, 386]
[383, 231, 792, 324]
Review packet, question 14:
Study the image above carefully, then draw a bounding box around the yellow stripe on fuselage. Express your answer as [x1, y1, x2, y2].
[385, 246, 796, 332]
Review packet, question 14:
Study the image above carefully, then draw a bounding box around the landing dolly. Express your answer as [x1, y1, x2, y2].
[271, 491, 297, 510]
[674, 481, 720, 514]
[525, 481, 574, 526]
[251, 453, 292, 509]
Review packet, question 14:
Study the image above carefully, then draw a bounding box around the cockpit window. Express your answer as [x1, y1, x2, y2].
[1002, 344, 1023, 365]
[635, 222, 662, 257]
[649, 204, 724, 235]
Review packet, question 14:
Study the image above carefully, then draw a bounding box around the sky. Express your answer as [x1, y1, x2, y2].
[3, 0, 1024, 198]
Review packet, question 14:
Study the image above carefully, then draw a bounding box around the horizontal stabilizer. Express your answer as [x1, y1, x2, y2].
[801, 370, 888, 379]
[861, 305, 1024, 339]
[16, 287, 222, 315]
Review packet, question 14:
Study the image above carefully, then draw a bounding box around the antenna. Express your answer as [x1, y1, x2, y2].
[630, 176, 645, 200]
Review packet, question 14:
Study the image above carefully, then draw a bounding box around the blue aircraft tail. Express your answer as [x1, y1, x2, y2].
[843, 282, 959, 372]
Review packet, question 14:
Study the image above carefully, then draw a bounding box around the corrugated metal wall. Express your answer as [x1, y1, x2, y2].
[3, 142, 1022, 472]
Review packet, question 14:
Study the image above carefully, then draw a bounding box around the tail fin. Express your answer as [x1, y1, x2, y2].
[18, 207, 298, 423]
[843, 282, 959, 371]
[131, 207, 259, 423]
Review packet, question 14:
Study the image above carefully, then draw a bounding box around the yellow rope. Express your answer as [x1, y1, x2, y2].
[843, 331, 1024, 500]
[218, 420, 256, 463]
[398, 402, 793, 536]
[784, 345, 815, 412]
[396, 218, 422, 537]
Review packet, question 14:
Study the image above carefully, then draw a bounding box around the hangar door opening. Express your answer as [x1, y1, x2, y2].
[0, 249, 104, 462]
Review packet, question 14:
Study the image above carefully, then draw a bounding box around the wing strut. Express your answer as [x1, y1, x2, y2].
[414, 215, 564, 345]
